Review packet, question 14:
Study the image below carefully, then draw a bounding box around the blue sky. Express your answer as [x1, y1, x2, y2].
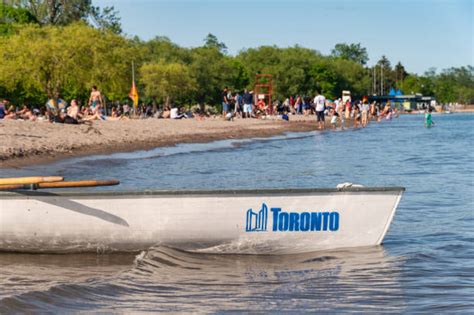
[95, 0, 473, 74]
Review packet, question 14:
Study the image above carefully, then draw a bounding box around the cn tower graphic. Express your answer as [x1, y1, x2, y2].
[246, 203, 268, 232]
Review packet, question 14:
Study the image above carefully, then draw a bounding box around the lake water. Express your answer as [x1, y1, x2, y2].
[1, 113, 473, 312]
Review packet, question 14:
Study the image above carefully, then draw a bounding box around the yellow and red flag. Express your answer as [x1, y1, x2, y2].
[129, 81, 139, 108]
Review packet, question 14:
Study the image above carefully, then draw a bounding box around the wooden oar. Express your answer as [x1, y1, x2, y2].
[0, 179, 120, 190]
[38, 180, 120, 188]
[0, 176, 64, 186]
[0, 184, 28, 190]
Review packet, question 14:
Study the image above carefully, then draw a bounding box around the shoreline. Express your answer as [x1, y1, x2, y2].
[3, 112, 470, 169]
[1, 117, 329, 169]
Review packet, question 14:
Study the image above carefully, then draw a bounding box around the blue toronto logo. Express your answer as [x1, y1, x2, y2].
[245, 203, 339, 232]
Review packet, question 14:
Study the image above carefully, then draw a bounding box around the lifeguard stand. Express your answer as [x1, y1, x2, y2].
[254, 74, 273, 114]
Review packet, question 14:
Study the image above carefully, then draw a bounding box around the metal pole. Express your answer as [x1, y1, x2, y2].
[381, 66, 383, 95]
[373, 67, 376, 95]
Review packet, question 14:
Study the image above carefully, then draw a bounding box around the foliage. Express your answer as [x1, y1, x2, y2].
[0, 12, 471, 107]
[140, 60, 197, 105]
[433, 66, 474, 104]
[399, 66, 473, 103]
[89, 5, 121, 34]
[189, 46, 238, 104]
[142, 36, 191, 64]
[4, 0, 121, 33]
[0, 23, 136, 104]
[331, 43, 369, 65]
[203, 33, 227, 53]
[0, 3, 37, 35]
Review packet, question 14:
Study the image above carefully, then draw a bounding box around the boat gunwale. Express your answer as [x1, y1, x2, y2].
[0, 187, 405, 198]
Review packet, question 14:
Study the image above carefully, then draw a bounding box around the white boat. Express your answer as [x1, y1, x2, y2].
[0, 187, 404, 254]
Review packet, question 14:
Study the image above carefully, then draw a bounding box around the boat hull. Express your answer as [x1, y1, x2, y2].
[0, 188, 404, 254]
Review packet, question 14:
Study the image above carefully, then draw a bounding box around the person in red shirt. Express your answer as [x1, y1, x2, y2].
[345, 100, 351, 120]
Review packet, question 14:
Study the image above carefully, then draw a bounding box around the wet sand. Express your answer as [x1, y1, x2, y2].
[1, 116, 338, 168]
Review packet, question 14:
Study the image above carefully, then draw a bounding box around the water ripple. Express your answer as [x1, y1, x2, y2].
[0, 113, 473, 312]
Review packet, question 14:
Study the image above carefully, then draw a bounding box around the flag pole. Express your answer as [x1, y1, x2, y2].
[132, 60, 136, 117]
[132, 60, 135, 83]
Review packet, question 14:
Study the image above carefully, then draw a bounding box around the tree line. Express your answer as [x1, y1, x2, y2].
[0, 1, 472, 108]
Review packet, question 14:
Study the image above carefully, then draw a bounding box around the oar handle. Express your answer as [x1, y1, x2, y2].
[0, 176, 64, 185]
[0, 180, 120, 190]
[0, 184, 30, 190]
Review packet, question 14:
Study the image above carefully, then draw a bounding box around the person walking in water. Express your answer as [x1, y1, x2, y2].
[425, 108, 434, 128]
[314, 91, 326, 130]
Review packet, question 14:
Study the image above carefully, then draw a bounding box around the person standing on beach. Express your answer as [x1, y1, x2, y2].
[88, 86, 104, 114]
[314, 91, 326, 130]
[234, 91, 243, 117]
[295, 95, 302, 114]
[222, 87, 230, 118]
[242, 89, 253, 118]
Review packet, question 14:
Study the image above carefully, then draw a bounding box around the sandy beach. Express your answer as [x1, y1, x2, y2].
[0, 116, 333, 168]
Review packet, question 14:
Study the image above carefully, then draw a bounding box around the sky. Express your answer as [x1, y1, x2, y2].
[94, 0, 473, 74]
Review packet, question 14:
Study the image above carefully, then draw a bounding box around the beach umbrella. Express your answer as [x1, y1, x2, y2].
[46, 99, 68, 113]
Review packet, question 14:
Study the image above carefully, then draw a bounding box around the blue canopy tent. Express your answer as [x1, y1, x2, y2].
[388, 88, 404, 108]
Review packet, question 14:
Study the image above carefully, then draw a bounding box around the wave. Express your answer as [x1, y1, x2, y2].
[0, 245, 406, 313]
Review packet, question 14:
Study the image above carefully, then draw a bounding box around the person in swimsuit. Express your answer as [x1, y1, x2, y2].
[88, 86, 104, 113]
[18, 105, 36, 121]
[425, 108, 434, 128]
[64, 99, 82, 124]
[4, 105, 17, 119]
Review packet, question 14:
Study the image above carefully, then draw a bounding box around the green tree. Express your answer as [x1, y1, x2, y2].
[189, 46, 236, 104]
[330, 58, 370, 98]
[0, 3, 37, 35]
[433, 66, 474, 104]
[0, 23, 136, 103]
[394, 62, 408, 83]
[237, 45, 371, 100]
[375, 55, 394, 94]
[331, 43, 369, 65]
[203, 33, 227, 53]
[237, 45, 323, 99]
[401, 73, 434, 96]
[5, 0, 121, 33]
[143, 36, 191, 64]
[140, 60, 197, 107]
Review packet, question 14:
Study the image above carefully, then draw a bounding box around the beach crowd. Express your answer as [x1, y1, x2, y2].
[219, 87, 397, 129]
[0, 86, 398, 129]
